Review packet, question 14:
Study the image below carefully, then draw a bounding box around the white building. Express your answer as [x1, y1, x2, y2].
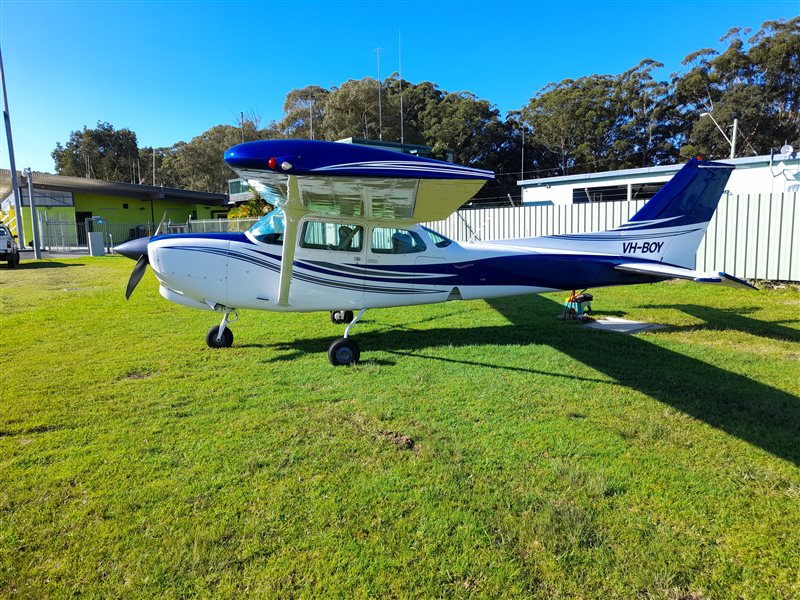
[518, 153, 800, 206]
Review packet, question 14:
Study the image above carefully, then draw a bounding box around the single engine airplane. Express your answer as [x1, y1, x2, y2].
[114, 139, 754, 365]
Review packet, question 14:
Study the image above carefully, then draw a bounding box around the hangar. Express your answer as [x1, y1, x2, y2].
[518, 153, 800, 206]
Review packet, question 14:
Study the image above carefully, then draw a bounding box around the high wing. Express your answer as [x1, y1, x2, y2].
[224, 139, 493, 223]
[614, 262, 757, 290]
[224, 139, 494, 305]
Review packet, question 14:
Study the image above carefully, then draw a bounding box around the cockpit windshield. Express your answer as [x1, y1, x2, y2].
[247, 208, 285, 245]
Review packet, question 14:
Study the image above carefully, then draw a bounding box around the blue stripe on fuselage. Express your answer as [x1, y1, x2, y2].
[151, 232, 252, 244]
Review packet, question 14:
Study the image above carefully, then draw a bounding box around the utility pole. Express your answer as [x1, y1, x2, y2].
[309, 97, 314, 140]
[240, 111, 245, 143]
[376, 47, 382, 141]
[730, 118, 738, 160]
[399, 32, 404, 144]
[521, 125, 525, 180]
[0, 46, 25, 247]
[23, 168, 40, 259]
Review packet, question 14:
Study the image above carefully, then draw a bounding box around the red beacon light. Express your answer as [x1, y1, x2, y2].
[267, 157, 277, 169]
[697, 155, 703, 161]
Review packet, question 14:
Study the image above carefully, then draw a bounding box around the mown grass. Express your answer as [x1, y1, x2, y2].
[1, 257, 798, 598]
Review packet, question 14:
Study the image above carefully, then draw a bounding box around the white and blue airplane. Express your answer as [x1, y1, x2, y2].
[115, 140, 754, 365]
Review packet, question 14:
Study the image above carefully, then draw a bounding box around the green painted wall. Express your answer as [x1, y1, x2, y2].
[19, 191, 226, 249]
[18, 206, 76, 248]
[73, 193, 223, 225]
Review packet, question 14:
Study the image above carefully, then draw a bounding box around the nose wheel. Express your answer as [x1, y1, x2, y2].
[328, 338, 360, 366]
[206, 325, 234, 348]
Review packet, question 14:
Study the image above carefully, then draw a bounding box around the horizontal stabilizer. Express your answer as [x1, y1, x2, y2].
[615, 263, 757, 290]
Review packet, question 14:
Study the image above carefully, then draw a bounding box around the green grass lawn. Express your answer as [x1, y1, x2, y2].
[1, 257, 799, 598]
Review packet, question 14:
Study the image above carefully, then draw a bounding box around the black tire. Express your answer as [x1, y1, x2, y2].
[328, 337, 360, 366]
[206, 325, 234, 348]
[330, 310, 354, 325]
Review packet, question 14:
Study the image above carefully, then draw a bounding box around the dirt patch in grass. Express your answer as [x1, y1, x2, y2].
[378, 430, 420, 453]
[120, 367, 156, 380]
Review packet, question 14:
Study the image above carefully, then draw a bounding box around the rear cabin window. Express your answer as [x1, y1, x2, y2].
[300, 221, 364, 252]
[371, 228, 427, 254]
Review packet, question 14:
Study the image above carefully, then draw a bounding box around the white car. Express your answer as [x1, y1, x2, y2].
[0, 225, 20, 268]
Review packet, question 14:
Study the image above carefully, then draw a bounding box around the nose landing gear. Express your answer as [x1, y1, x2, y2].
[328, 308, 366, 366]
[206, 307, 238, 349]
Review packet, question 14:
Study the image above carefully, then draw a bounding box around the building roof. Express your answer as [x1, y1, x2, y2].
[517, 154, 800, 188]
[0, 169, 228, 205]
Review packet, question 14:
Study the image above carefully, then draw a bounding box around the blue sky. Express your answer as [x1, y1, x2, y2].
[1, 0, 796, 172]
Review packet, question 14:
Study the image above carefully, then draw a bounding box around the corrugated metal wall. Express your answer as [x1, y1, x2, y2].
[424, 192, 799, 282]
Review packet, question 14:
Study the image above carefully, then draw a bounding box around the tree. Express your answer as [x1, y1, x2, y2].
[319, 78, 386, 141]
[161, 116, 280, 193]
[421, 91, 504, 167]
[228, 190, 270, 218]
[52, 122, 140, 182]
[279, 85, 329, 139]
[521, 75, 619, 175]
[611, 59, 679, 168]
[675, 18, 800, 159]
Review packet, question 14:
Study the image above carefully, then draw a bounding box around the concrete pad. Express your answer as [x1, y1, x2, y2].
[584, 317, 666, 335]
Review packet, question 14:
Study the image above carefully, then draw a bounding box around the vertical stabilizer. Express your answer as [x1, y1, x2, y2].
[614, 158, 734, 267]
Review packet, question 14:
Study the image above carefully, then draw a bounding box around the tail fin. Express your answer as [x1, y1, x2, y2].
[615, 158, 734, 267]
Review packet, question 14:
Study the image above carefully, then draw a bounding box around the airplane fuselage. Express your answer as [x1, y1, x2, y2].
[147, 222, 662, 313]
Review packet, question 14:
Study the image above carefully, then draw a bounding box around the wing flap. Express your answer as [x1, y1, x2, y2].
[615, 263, 756, 290]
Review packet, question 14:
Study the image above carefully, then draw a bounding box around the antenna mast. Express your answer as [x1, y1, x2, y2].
[399, 32, 404, 144]
[376, 47, 382, 141]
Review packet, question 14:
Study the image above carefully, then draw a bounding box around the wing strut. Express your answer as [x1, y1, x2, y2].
[277, 175, 303, 306]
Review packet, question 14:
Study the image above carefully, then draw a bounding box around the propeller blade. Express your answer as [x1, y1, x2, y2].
[154, 211, 168, 237]
[125, 254, 149, 300]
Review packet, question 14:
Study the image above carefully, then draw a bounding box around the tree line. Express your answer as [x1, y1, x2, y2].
[52, 18, 799, 204]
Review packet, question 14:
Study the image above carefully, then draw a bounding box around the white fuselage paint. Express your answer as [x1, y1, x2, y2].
[147, 222, 564, 313]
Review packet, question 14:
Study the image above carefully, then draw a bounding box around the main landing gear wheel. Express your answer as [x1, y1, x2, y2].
[206, 325, 234, 348]
[328, 337, 360, 366]
[330, 310, 354, 324]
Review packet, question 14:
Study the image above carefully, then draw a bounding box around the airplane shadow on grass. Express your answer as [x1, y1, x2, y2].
[265, 295, 800, 466]
[644, 304, 800, 343]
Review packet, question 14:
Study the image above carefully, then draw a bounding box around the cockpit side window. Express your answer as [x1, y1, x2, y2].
[248, 208, 285, 245]
[300, 220, 364, 252]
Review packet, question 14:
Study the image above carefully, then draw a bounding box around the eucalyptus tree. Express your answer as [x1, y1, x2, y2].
[52, 122, 140, 182]
[676, 17, 800, 159]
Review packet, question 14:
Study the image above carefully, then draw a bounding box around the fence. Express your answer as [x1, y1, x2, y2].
[41, 219, 175, 252]
[189, 218, 258, 233]
[184, 192, 800, 282]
